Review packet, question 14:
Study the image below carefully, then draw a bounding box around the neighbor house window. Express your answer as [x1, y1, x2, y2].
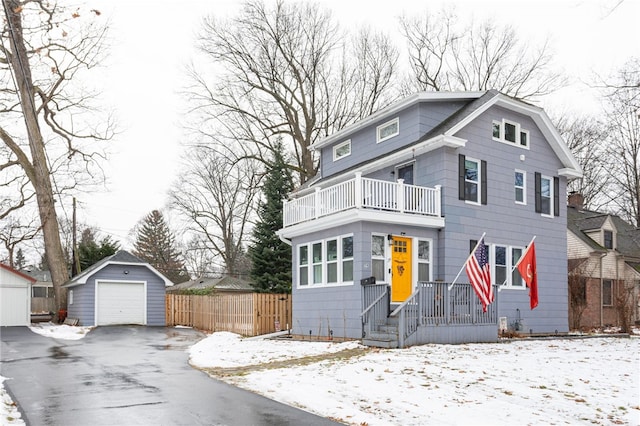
[69, 290, 74, 305]
[417, 239, 432, 282]
[515, 170, 526, 204]
[333, 140, 351, 161]
[492, 119, 529, 148]
[371, 234, 387, 282]
[602, 279, 613, 306]
[459, 155, 487, 205]
[603, 230, 613, 249]
[535, 172, 559, 217]
[297, 235, 354, 287]
[377, 118, 399, 143]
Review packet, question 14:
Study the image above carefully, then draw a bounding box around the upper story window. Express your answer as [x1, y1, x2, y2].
[515, 170, 526, 204]
[458, 154, 487, 205]
[535, 172, 559, 217]
[492, 119, 529, 149]
[396, 162, 414, 185]
[603, 230, 613, 249]
[377, 118, 399, 143]
[333, 140, 351, 161]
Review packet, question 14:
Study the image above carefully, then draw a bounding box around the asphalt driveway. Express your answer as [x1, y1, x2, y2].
[0, 326, 341, 426]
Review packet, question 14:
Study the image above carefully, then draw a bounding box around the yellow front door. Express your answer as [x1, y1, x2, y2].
[391, 236, 412, 302]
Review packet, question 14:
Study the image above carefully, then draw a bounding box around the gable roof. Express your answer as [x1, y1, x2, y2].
[0, 263, 37, 283]
[63, 250, 174, 287]
[568, 205, 640, 258]
[307, 90, 581, 191]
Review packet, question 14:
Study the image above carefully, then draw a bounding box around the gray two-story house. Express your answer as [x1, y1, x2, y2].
[277, 90, 582, 347]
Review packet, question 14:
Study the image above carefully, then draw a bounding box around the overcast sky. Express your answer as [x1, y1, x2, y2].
[78, 0, 639, 250]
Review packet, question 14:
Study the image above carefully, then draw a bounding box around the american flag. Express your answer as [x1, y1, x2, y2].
[465, 238, 493, 312]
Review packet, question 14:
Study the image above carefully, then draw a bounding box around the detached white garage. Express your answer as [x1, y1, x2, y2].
[1, 263, 36, 326]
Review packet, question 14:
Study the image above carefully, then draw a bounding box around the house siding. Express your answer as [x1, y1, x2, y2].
[67, 264, 166, 326]
[320, 101, 467, 179]
[438, 106, 569, 333]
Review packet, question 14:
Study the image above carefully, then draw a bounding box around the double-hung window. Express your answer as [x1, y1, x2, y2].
[459, 154, 487, 204]
[535, 172, 559, 217]
[515, 170, 526, 204]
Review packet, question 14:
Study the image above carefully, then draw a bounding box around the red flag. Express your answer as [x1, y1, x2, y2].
[516, 242, 538, 310]
[465, 238, 493, 312]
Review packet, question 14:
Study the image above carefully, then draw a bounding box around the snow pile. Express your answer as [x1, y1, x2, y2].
[28, 322, 93, 340]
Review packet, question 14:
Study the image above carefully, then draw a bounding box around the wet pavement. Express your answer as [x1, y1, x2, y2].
[0, 326, 342, 426]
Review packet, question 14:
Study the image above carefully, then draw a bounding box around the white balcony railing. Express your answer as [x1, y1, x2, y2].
[283, 172, 442, 228]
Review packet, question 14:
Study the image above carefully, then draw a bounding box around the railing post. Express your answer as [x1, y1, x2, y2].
[314, 187, 321, 219]
[434, 185, 442, 217]
[355, 172, 362, 209]
[398, 309, 405, 348]
[397, 178, 405, 213]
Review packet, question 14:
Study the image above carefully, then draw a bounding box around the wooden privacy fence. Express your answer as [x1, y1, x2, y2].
[165, 293, 292, 336]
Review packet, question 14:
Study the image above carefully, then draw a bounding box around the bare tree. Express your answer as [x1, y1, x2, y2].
[554, 114, 610, 210]
[185, 0, 399, 184]
[170, 147, 261, 277]
[601, 58, 640, 226]
[0, 214, 40, 267]
[1, 1, 113, 315]
[399, 8, 565, 101]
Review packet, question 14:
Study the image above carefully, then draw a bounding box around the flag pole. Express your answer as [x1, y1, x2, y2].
[449, 232, 486, 291]
[498, 235, 537, 291]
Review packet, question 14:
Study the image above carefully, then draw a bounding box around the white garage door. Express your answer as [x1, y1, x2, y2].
[0, 286, 30, 326]
[96, 281, 146, 326]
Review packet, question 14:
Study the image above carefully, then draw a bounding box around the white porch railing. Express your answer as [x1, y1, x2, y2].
[283, 172, 442, 227]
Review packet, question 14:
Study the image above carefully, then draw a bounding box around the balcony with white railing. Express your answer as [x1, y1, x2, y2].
[282, 172, 442, 229]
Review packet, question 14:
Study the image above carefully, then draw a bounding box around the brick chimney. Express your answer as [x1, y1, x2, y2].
[568, 192, 584, 210]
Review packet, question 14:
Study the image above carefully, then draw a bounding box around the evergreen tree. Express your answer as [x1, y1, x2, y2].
[133, 210, 190, 284]
[249, 145, 294, 293]
[76, 228, 120, 271]
[14, 248, 25, 270]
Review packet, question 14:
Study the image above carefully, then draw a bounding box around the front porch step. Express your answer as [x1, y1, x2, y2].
[363, 322, 399, 348]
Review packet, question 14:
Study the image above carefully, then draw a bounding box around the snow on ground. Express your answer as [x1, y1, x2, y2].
[2, 325, 639, 426]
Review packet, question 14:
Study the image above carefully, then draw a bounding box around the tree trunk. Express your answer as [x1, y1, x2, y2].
[7, 0, 69, 317]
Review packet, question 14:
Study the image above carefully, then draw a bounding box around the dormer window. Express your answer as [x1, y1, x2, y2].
[604, 230, 613, 249]
[492, 119, 529, 149]
[377, 118, 399, 143]
[333, 140, 351, 161]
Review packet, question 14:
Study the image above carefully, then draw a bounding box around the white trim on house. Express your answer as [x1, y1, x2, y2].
[66, 260, 173, 287]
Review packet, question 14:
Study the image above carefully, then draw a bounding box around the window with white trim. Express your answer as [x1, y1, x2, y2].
[371, 234, 387, 283]
[377, 118, 399, 143]
[464, 157, 480, 203]
[491, 244, 524, 288]
[492, 119, 529, 148]
[417, 239, 432, 282]
[298, 235, 354, 287]
[515, 170, 526, 204]
[333, 140, 351, 161]
[535, 172, 559, 217]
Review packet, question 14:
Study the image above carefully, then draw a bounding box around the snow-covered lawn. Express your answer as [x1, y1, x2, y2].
[2, 324, 638, 426]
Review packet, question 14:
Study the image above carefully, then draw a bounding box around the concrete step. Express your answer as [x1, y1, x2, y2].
[362, 337, 399, 349]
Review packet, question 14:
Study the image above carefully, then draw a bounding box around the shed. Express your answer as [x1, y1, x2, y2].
[0, 263, 37, 326]
[63, 250, 173, 326]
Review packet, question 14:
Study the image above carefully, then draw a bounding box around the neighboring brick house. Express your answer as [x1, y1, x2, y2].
[278, 90, 582, 347]
[567, 193, 640, 331]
